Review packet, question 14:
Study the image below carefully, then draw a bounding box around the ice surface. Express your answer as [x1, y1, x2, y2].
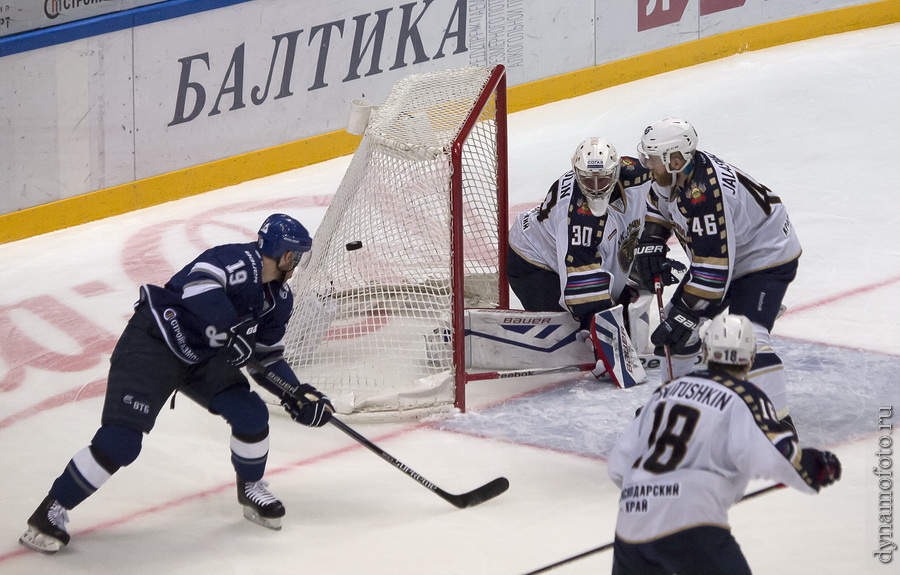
[1, 23, 899, 575]
[436, 337, 899, 457]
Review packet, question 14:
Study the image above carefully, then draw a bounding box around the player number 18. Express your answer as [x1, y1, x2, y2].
[642, 402, 700, 474]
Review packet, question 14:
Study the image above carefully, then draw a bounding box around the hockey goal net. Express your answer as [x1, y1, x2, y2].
[283, 65, 508, 420]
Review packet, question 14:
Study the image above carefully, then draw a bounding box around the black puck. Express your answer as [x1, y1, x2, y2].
[345, 240, 363, 251]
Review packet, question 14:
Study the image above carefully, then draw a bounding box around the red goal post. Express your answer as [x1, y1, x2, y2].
[451, 65, 509, 413]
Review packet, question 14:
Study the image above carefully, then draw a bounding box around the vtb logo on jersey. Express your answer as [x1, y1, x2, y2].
[123, 394, 150, 415]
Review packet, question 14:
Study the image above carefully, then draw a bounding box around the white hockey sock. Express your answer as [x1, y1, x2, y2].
[70, 446, 112, 492]
[747, 324, 789, 418]
[231, 433, 270, 480]
[668, 353, 698, 381]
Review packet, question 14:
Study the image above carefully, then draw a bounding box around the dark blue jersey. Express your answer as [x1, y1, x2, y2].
[248, 278, 303, 399]
[139, 242, 292, 366]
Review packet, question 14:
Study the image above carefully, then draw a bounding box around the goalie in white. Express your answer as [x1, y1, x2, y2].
[608, 314, 841, 575]
[507, 137, 655, 384]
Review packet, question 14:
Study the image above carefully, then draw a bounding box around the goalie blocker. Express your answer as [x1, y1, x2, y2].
[463, 307, 647, 389]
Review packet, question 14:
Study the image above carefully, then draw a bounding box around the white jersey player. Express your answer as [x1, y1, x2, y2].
[632, 117, 801, 423]
[508, 137, 651, 332]
[608, 314, 841, 575]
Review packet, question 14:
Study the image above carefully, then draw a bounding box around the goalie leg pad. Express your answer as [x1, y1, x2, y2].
[627, 291, 655, 355]
[590, 306, 648, 389]
[464, 309, 592, 369]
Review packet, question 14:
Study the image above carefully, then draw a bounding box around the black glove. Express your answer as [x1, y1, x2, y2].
[281, 386, 334, 427]
[224, 317, 257, 367]
[800, 449, 842, 491]
[633, 241, 685, 288]
[651, 305, 701, 354]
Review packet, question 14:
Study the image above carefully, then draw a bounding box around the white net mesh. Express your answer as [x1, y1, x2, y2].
[283, 66, 505, 420]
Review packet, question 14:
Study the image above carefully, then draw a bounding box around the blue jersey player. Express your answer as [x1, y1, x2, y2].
[20, 214, 334, 554]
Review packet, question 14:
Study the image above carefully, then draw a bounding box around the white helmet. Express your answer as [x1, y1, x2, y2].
[637, 117, 698, 174]
[572, 137, 620, 216]
[702, 314, 756, 367]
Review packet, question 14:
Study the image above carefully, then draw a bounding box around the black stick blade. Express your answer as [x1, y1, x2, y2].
[442, 477, 510, 508]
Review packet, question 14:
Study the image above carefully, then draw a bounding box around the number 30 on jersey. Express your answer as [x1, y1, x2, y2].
[570, 225, 593, 246]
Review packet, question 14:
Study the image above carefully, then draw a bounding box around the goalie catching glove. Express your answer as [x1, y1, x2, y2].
[281, 386, 334, 427]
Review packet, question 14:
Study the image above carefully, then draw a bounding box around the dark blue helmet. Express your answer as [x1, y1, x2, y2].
[257, 214, 312, 261]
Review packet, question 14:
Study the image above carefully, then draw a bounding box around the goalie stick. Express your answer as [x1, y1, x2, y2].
[521, 483, 786, 574]
[653, 275, 674, 381]
[465, 363, 596, 381]
[246, 359, 510, 509]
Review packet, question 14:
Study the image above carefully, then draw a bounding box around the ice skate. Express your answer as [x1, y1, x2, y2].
[19, 496, 70, 554]
[237, 476, 285, 530]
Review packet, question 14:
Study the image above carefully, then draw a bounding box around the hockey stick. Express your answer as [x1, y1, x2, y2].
[246, 359, 510, 509]
[522, 483, 786, 574]
[653, 275, 674, 381]
[328, 417, 509, 508]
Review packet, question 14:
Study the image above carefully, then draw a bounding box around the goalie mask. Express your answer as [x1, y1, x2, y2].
[572, 137, 621, 216]
[637, 117, 698, 175]
[702, 314, 756, 367]
[258, 213, 313, 270]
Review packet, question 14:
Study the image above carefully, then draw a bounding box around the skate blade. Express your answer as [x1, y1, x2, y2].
[242, 507, 282, 530]
[19, 527, 66, 554]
